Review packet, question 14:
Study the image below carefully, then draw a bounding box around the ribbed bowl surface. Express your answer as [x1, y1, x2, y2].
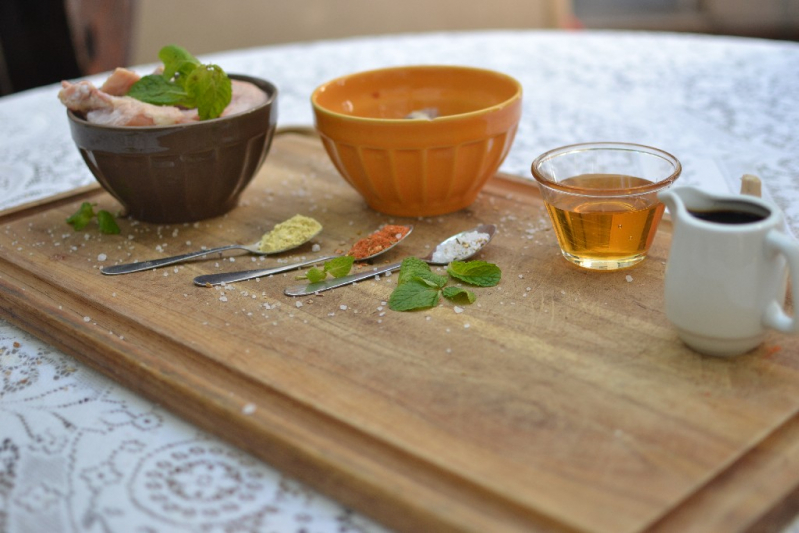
[312, 65, 522, 217]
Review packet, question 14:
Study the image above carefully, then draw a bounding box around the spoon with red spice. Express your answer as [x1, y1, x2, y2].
[193, 225, 413, 287]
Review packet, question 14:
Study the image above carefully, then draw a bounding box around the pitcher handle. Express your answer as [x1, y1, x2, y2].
[763, 230, 799, 333]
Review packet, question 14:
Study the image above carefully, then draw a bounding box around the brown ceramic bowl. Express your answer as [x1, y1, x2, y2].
[67, 74, 277, 223]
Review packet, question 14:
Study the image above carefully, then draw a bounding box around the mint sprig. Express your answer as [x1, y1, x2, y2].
[126, 45, 232, 120]
[388, 257, 499, 311]
[66, 202, 120, 234]
[298, 255, 355, 282]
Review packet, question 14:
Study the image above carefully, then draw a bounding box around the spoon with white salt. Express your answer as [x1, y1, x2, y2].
[283, 224, 496, 297]
[101, 215, 321, 275]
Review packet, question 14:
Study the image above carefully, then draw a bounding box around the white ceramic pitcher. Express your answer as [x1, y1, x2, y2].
[658, 186, 799, 356]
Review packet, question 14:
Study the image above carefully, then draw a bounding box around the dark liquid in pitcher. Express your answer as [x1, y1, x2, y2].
[688, 209, 766, 224]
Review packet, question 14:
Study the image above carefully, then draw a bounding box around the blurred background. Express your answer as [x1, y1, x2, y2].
[1, 0, 797, 95]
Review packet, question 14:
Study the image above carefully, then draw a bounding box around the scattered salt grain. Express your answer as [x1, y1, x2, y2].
[295, 301, 303, 308]
[626, 275, 633, 283]
[454, 306, 464, 314]
[97, 253, 107, 262]
[219, 296, 228, 302]
[242, 403, 256, 415]
[83, 316, 91, 322]
[312, 243, 321, 252]
[340, 304, 348, 311]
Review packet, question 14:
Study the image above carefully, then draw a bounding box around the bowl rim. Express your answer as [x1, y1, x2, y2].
[311, 64, 522, 124]
[530, 141, 682, 196]
[66, 73, 277, 131]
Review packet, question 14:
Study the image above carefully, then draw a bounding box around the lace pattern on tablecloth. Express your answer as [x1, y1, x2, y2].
[2, 30, 799, 533]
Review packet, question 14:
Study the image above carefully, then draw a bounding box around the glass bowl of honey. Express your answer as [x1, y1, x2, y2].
[531, 142, 681, 270]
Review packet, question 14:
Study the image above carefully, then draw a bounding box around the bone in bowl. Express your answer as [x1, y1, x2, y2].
[311, 65, 523, 217]
[65, 74, 277, 224]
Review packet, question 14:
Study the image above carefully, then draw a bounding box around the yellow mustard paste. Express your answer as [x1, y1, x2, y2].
[258, 214, 322, 253]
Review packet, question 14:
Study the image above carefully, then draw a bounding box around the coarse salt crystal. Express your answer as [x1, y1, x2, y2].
[295, 301, 303, 308]
[83, 316, 91, 322]
[454, 306, 464, 314]
[340, 304, 348, 310]
[97, 253, 107, 261]
[626, 275, 633, 283]
[219, 296, 228, 302]
[242, 403, 256, 415]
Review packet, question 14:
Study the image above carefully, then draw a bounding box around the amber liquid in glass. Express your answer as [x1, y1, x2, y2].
[545, 174, 664, 269]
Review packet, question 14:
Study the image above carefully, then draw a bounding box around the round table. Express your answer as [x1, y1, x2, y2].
[1, 30, 798, 533]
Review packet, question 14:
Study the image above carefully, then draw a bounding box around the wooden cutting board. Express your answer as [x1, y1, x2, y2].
[1, 133, 798, 533]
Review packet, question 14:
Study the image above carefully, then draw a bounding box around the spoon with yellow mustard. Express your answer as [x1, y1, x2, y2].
[101, 214, 322, 275]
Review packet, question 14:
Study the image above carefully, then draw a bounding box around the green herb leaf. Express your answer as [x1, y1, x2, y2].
[126, 45, 232, 120]
[66, 202, 96, 230]
[303, 267, 326, 283]
[324, 255, 355, 278]
[442, 286, 476, 304]
[388, 280, 441, 311]
[185, 64, 232, 120]
[158, 44, 199, 79]
[126, 74, 191, 107]
[97, 210, 121, 234]
[447, 260, 502, 287]
[397, 257, 432, 285]
[412, 270, 448, 289]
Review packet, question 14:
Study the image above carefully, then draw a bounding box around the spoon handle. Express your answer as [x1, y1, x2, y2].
[101, 245, 243, 275]
[284, 261, 403, 296]
[194, 255, 340, 287]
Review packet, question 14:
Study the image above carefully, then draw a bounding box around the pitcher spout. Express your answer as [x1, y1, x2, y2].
[658, 186, 717, 221]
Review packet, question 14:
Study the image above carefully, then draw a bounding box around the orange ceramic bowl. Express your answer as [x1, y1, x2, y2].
[312, 65, 522, 217]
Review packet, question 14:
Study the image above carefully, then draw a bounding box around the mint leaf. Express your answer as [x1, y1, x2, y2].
[324, 255, 355, 278]
[126, 74, 190, 107]
[412, 270, 447, 289]
[159, 44, 199, 79]
[97, 210, 121, 234]
[66, 202, 95, 230]
[397, 257, 432, 285]
[388, 280, 441, 311]
[443, 286, 476, 304]
[302, 267, 326, 283]
[447, 260, 501, 287]
[185, 64, 232, 120]
[67, 203, 120, 234]
[298, 256, 355, 282]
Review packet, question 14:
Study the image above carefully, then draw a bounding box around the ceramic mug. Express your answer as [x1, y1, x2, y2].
[659, 186, 799, 356]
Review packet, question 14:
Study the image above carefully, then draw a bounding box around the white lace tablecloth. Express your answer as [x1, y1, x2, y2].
[1, 30, 798, 533]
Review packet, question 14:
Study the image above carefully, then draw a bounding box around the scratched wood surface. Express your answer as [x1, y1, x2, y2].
[1, 133, 798, 533]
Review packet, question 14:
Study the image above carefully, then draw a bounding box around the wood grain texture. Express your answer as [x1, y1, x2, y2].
[1, 134, 798, 533]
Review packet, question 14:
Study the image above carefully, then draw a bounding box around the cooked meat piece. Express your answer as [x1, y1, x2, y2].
[99, 67, 141, 96]
[58, 80, 197, 126]
[222, 80, 268, 117]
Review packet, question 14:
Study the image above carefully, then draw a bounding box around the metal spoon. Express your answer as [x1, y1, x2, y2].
[283, 224, 496, 297]
[193, 225, 414, 287]
[101, 227, 322, 275]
